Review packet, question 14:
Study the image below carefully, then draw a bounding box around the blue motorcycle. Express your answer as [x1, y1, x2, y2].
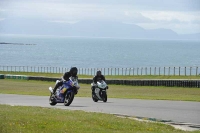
[48, 79, 78, 106]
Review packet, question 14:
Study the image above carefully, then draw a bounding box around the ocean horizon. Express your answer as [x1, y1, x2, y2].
[0, 34, 200, 69]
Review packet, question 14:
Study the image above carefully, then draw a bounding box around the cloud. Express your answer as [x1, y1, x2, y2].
[123, 11, 152, 23]
[0, 18, 5, 21]
[0, 0, 200, 34]
[1, 1, 199, 22]
[49, 20, 80, 24]
[142, 11, 200, 22]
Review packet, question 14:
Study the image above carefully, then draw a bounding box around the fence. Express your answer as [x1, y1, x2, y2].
[0, 66, 200, 76]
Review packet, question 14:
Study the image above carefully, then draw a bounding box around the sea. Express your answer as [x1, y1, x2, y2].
[0, 34, 200, 69]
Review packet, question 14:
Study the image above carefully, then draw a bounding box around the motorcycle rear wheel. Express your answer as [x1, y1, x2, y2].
[64, 91, 74, 106]
[49, 94, 57, 106]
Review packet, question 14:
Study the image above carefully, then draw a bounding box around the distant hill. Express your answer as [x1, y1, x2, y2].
[0, 19, 199, 40]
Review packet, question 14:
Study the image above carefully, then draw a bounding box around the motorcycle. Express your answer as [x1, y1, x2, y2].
[91, 80, 108, 102]
[48, 77, 79, 106]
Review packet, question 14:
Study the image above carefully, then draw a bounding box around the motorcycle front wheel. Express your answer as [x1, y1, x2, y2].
[102, 91, 107, 102]
[49, 94, 57, 106]
[92, 93, 98, 102]
[64, 91, 74, 106]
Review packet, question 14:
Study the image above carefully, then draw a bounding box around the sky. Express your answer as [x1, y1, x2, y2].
[0, 0, 200, 35]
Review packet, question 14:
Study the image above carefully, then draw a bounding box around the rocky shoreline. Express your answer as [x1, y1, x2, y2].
[0, 42, 36, 45]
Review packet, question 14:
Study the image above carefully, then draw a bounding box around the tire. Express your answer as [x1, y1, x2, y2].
[49, 94, 57, 106]
[102, 91, 107, 102]
[64, 91, 74, 106]
[92, 93, 98, 102]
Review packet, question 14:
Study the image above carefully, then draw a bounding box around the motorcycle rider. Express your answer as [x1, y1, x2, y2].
[92, 70, 108, 93]
[52, 67, 79, 95]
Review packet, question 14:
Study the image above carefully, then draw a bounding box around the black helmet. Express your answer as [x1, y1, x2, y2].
[96, 70, 101, 76]
[63, 72, 71, 80]
[70, 67, 78, 77]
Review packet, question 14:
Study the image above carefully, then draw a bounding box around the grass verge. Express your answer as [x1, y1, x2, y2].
[0, 79, 200, 101]
[0, 104, 197, 133]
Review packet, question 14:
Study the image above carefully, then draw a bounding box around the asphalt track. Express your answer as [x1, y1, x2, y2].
[0, 94, 200, 131]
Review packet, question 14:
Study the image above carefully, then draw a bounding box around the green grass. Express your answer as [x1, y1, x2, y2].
[1, 79, 200, 101]
[1, 71, 200, 79]
[1, 104, 198, 133]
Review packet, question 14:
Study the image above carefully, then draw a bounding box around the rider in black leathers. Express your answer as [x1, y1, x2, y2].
[52, 67, 78, 94]
[92, 70, 107, 93]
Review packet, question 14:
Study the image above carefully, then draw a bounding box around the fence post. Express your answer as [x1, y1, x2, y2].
[145, 67, 147, 75]
[185, 67, 186, 76]
[118, 68, 119, 75]
[174, 67, 175, 76]
[164, 67, 165, 76]
[141, 67, 143, 75]
[150, 67, 151, 75]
